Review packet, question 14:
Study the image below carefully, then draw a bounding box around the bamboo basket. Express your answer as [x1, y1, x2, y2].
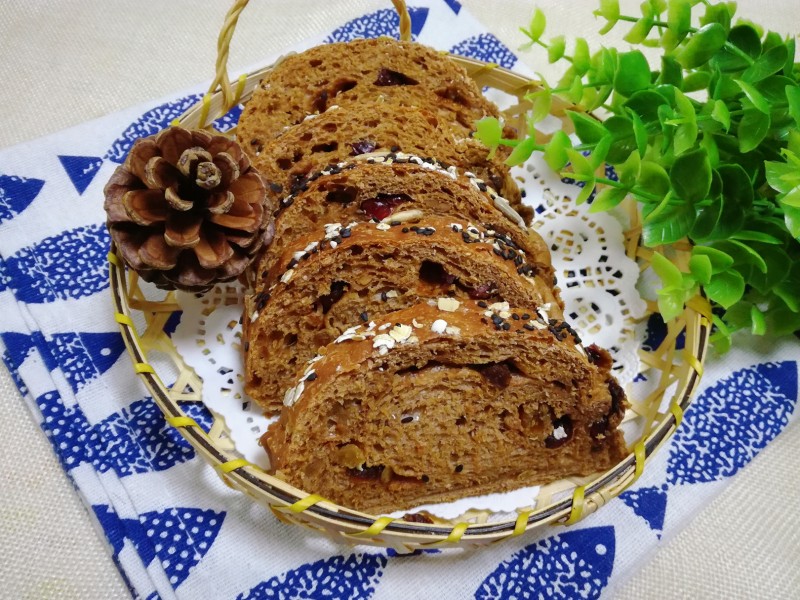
[107, 0, 712, 551]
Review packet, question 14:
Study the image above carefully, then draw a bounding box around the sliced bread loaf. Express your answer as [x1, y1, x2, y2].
[251, 153, 545, 283]
[247, 101, 523, 214]
[262, 301, 628, 513]
[243, 217, 563, 412]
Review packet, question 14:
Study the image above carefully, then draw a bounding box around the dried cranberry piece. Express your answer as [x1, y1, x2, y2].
[419, 261, 457, 286]
[374, 68, 419, 86]
[317, 280, 349, 314]
[545, 415, 574, 448]
[586, 344, 613, 370]
[479, 363, 512, 389]
[467, 282, 495, 299]
[608, 379, 625, 418]
[348, 464, 385, 479]
[402, 512, 433, 524]
[350, 140, 377, 155]
[360, 193, 410, 221]
[589, 416, 609, 439]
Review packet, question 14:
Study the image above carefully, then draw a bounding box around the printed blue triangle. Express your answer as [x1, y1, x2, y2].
[325, 6, 429, 42]
[139, 507, 226, 588]
[237, 553, 388, 600]
[0, 174, 45, 224]
[58, 155, 103, 195]
[444, 0, 462, 14]
[620, 485, 668, 538]
[476, 526, 616, 599]
[668, 361, 798, 485]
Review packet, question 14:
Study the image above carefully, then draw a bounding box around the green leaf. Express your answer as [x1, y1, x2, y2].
[658, 55, 683, 87]
[650, 251, 684, 288]
[573, 38, 591, 75]
[742, 44, 789, 83]
[718, 164, 754, 212]
[667, 0, 691, 34]
[780, 187, 800, 208]
[566, 75, 584, 104]
[568, 111, 608, 144]
[787, 85, 800, 128]
[735, 80, 771, 114]
[732, 230, 782, 245]
[673, 90, 698, 155]
[700, 2, 735, 29]
[625, 16, 654, 44]
[522, 8, 546, 43]
[637, 161, 671, 197]
[657, 287, 686, 322]
[614, 51, 652, 96]
[711, 100, 731, 131]
[589, 134, 612, 169]
[765, 302, 800, 336]
[765, 160, 800, 193]
[642, 201, 696, 245]
[630, 111, 648, 156]
[689, 254, 713, 285]
[727, 24, 762, 58]
[750, 305, 766, 335]
[595, 0, 620, 35]
[705, 270, 745, 309]
[474, 117, 503, 158]
[548, 36, 566, 63]
[505, 135, 538, 167]
[543, 130, 572, 172]
[682, 71, 712, 93]
[714, 239, 768, 273]
[530, 89, 553, 123]
[618, 151, 641, 187]
[565, 148, 594, 178]
[693, 245, 734, 272]
[782, 202, 800, 239]
[773, 263, 800, 311]
[589, 186, 628, 213]
[604, 115, 638, 164]
[625, 89, 669, 123]
[738, 108, 771, 153]
[575, 178, 597, 205]
[675, 23, 727, 69]
[747, 244, 790, 293]
[785, 37, 796, 76]
[670, 148, 712, 202]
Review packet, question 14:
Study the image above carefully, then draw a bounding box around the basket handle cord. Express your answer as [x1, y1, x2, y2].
[209, 0, 413, 114]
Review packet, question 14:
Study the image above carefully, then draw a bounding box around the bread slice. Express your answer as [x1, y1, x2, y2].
[237, 38, 503, 145]
[243, 217, 563, 412]
[247, 101, 523, 215]
[262, 301, 628, 513]
[250, 153, 545, 283]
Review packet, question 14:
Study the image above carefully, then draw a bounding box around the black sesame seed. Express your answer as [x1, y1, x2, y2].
[305, 372, 318, 381]
[402, 227, 409, 233]
[524, 323, 536, 331]
[341, 228, 352, 238]
[287, 258, 299, 270]
[477, 182, 488, 192]
[269, 182, 283, 193]
[521, 313, 530, 320]
[380, 291, 388, 301]
[491, 315, 503, 325]
[511, 313, 520, 320]
[282, 197, 294, 208]
[455, 464, 463, 473]
[359, 312, 369, 322]
[401, 415, 413, 424]
[502, 322, 511, 331]
[477, 301, 488, 308]
[421, 475, 430, 483]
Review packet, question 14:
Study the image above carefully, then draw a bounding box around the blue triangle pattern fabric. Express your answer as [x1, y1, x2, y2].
[58, 155, 103, 195]
[444, 0, 462, 13]
[0, 256, 9, 292]
[1, 349, 29, 398]
[475, 526, 616, 599]
[105, 95, 202, 163]
[141, 507, 226, 588]
[324, 6, 429, 42]
[4, 222, 109, 303]
[642, 313, 685, 352]
[668, 361, 798, 485]
[450, 33, 517, 69]
[51, 331, 125, 393]
[36, 391, 212, 476]
[237, 553, 388, 600]
[620, 485, 668, 537]
[0, 174, 45, 224]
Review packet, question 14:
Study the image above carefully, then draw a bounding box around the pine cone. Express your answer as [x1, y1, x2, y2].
[104, 126, 273, 292]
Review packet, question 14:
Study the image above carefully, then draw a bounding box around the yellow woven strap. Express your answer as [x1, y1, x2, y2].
[275, 493, 326, 514]
[133, 362, 155, 374]
[234, 73, 247, 104]
[512, 510, 532, 537]
[669, 402, 684, 429]
[349, 516, 396, 538]
[198, 94, 212, 128]
[686, 294, 714, 323]
[392, 0, 412, 41]
[632, 441, 646, 483]
[166, 416, 200, 429]
[107, 252, 121, 268]
[114, 313, 134, 327]
[682, 348, 704, 377]
[563, 486, 586, 525]
[423, 522, 469, 546]
[211, 0, 249, 112]
[217, 458, 251, 473]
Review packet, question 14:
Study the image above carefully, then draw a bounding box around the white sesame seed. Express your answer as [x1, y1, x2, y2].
[431, 319, 448, 334]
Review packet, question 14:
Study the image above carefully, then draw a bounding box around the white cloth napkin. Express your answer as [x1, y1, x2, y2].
[0, 1, 797, 598]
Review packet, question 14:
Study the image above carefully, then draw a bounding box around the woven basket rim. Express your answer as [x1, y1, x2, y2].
[107, 55, 712, 549]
